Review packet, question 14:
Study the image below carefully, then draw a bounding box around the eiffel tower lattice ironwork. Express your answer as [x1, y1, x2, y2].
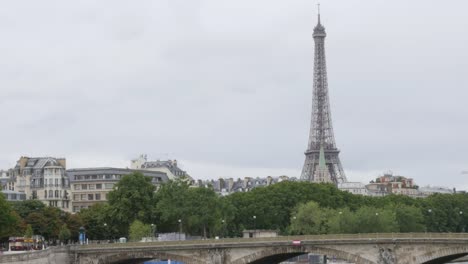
[301, 11, 347, 184]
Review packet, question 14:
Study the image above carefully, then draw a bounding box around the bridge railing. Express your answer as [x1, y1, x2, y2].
[73, 233, 468, 250]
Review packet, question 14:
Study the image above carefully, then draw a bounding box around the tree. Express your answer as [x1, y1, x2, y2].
[0, 194, 18, 238]
[289, 201, 331, 235]
[58, 224, 71, 244]
[328, 208, 357, 234]
[353, 206, 398, 233]
[24, 224, 34, 238]
[65, 213, 83, 242]
[184, 187, 222, 238]
[11, 200, 46, 219]
[79, 203, 115, 240]
[129, 220, 151, 242]
[395, 205, 425, 232]
[107, 172, 156, 235]
[154, 179, 191, 233]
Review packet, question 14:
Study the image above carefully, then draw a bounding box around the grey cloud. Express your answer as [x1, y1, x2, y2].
[0, 0, 467, 188]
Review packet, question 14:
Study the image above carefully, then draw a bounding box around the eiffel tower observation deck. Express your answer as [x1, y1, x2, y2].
[301, 9, 347, 185]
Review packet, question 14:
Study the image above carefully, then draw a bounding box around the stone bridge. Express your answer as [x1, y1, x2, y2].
[2, 233, 468, 264]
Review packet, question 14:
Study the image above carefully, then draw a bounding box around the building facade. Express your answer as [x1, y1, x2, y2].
[337, 182, 369, 196]
[11, 157, 71, 211]
[1, 190, 26, 201]
[194, 176, 297, 196]
[1, 169, 15, 191]
[365, 173, 420, 197]
[131, 155, 189, 180]
[67, 167, 169, 213]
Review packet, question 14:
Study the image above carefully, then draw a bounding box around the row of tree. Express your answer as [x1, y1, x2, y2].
[1, 172, 468, 243]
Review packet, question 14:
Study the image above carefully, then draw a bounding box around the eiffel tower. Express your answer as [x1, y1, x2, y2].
[301, 9, 347, 184]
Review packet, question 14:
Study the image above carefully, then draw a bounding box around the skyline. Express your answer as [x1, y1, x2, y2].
[0, 1, 467, 189]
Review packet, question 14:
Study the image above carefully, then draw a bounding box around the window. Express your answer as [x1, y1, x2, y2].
[82, 184, 88, 190]
[92, 175, 97, 180]
[73, 206, 79, 213]
[81, 194, 86, 201]
[88, 194, 94, 200]
[105, 183, 114, 189]
[74, 194, 80, 201]
[95, 193, 101, 200]
[55, 190, 59, 198]
[49, 191, 53, 198]
[44, 190, 47, 197]
[89, 184, 95, 190]
[96, 184, 102, 189]
[74, 184, 81, 190]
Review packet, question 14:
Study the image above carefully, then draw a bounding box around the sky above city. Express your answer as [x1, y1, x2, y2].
[1, 0, 467, 189]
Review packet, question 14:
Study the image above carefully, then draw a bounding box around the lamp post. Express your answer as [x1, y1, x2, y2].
[103, 223, 107, 242]
[221, 219, 225, 238]
[338, 212, 343, 234]
[151, 224, 155, 241]
[459, 211, 464, 232]
[253, 215, 256, 232]
[178, 219, 182, 241]
[428, 209, 433, 232]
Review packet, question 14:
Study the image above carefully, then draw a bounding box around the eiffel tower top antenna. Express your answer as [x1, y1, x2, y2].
[317, 3, 321, 24]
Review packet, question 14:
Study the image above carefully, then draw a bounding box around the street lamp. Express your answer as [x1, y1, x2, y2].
[427, 209, 433, 232]
[103, 223, 107, 242]
[338, 212, 343, 233]
[151, 224, 155, 241]
[253, 215, 256, 232]
[221, 219, 225, 238]
[178, 219, 182, 241]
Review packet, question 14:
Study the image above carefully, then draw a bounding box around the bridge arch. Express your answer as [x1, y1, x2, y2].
[87, 251, 204, 264]
[230, 245, 375, 264]
[416, 246, 468, 264]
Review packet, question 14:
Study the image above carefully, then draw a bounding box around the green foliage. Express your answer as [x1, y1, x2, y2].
[79, 203, 116, 240]
[11, 200, 46, 219]
[289, 201, 332, 235]
[58, 224, 71, 243]
[0, 194, 18, 238]
[394, 205, 425, 232]
[24, 224, 33, 238]
[129, 220, 151, 242]
[154, 180, 230, 238]
[107, 172, 156, 235]
[154, 179, 191, 232]
[353, 206, 398, 233]
[4, 178, 459, 241]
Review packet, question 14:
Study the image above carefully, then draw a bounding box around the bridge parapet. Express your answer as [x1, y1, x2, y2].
[0, 246, 70, 264]
[3, 234, 468, 264]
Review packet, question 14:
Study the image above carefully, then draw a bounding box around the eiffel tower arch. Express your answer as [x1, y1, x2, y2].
[301, 12, 347, 185]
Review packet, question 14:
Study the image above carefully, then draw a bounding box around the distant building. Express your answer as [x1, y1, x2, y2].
[194, 176, 298, 196]
[242, 230, 277, 239]
[1, 190, 26, 202]
[418, 186, 454, 196]
[131, 154, 190, 180]
[338, 182, 368, 196]
[11, 157, 71, 212]
[365, 172, 419, 197]
[0, 170, 15, 191]
[67, 167, 169, 213]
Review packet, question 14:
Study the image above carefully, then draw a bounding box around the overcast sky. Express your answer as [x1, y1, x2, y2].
[1, 0, 467, 189]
